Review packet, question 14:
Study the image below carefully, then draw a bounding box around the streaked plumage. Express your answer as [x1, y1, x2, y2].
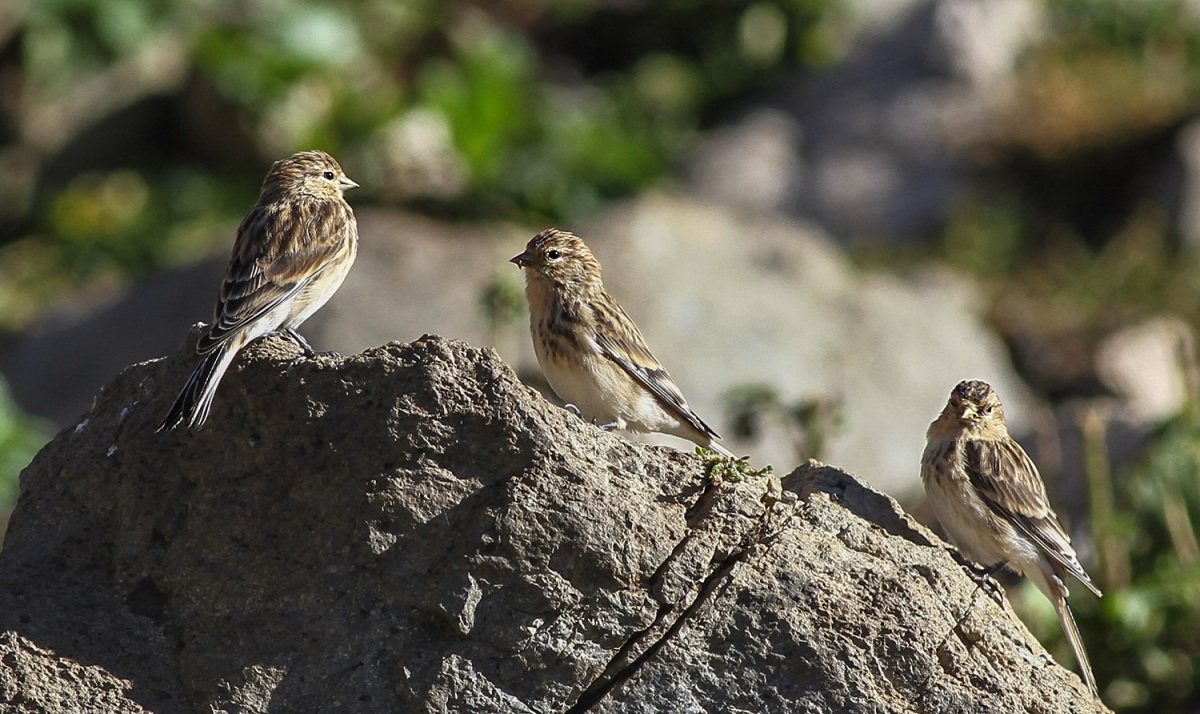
[921, 379, 1101, 698]
[511, 228, 733, 458]
[158, 150, 359, 431]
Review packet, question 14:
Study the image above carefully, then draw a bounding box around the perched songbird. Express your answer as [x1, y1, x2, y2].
[922, 379, 1102, 698]
[158, 150, 359, 431]
[511, 228, 734, 458]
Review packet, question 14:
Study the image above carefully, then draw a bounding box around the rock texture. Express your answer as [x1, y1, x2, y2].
[0, 333, 1106, 712]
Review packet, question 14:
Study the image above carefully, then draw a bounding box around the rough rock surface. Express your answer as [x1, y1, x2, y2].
[0, 333, 1104, 713]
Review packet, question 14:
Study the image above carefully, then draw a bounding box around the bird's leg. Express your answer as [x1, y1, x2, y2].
[950, 550, 1006, 607]
[282, 329, 341, 373]
[284, 328, 316, 356]
[560, 403, 618, 431]
[284, 328, 340, 358]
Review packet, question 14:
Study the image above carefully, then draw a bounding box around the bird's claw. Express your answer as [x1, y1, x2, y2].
[280, 328, 340, 374]
[286, 350, 341, 374]
[560, 404, 619, 432]
[946, 548, 1006, 606]
[966, 559, 1007, 607]
[286, 355, 306, 375]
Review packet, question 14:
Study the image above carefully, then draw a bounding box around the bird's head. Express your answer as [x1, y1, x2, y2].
[944, 379, 1007, 433]
[510, 229, 603, 288]
[263, 150, 359, 201]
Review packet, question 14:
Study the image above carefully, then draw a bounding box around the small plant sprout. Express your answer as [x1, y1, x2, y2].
[697, 446, 772, 484]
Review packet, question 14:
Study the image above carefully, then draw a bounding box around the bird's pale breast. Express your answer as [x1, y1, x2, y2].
[286, 233, 357, 330]
[922, 437, 1026, 568]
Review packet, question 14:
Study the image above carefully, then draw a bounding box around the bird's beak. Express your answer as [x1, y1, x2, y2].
[510, 251, 532, 268]
[960, 405, 976, 420]
[340, 176, 360, 191]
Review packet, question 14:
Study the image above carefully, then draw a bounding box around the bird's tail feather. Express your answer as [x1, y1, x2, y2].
[1054, 592, 1099, 699]
[157, 345, 236, 432]
[1074, 567, 1103, 599]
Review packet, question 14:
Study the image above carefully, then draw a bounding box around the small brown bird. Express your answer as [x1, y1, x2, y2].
[158, 150, 359, 431]
[922, 379, 1102, 698]
[511, 228, 734, 458]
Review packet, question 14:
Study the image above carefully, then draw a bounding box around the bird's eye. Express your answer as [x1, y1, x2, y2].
[322, 170, 335, 180]
[546, 249, 562, 260]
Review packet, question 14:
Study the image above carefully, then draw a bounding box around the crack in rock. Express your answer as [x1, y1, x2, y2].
[569, 477, 796, 712]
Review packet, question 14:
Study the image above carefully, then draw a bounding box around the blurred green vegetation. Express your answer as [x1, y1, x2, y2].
[1002, 0, 1200, 158]
[0, 169, 257, 329]
[917, 3, 1200, 710]
[1010, 402, 1200, 712]
[934, 0, 1200, 396]
[1103, 404, 1200, 711]
[2, 0, 843, 332]
[723, 383, 843, 464]
[0, 378, 52, 545]
[945, 196, 1200, 355]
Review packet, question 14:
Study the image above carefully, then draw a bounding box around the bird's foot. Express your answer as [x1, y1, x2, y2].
[560, 404, 619, 431]
[961, 557, 1007, 607]
[946, 548, 1006, 606]
[282, 329, 340, 373]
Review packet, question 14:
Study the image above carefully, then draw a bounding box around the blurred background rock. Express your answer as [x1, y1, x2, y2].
[0, 0, 1198, 710]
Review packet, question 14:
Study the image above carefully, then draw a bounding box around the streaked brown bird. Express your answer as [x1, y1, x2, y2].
[511, 228, 734, 458]
[158, 150, 359, 431]
[921, 379, 1102, 699]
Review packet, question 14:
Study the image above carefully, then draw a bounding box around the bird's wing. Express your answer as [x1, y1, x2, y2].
[963, 437, 1100, 595]
[200, 202, 350, 352]
[590, 295, 720, 440]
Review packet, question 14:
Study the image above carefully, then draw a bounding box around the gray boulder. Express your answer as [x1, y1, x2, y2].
[0, 333, 1105, 712]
